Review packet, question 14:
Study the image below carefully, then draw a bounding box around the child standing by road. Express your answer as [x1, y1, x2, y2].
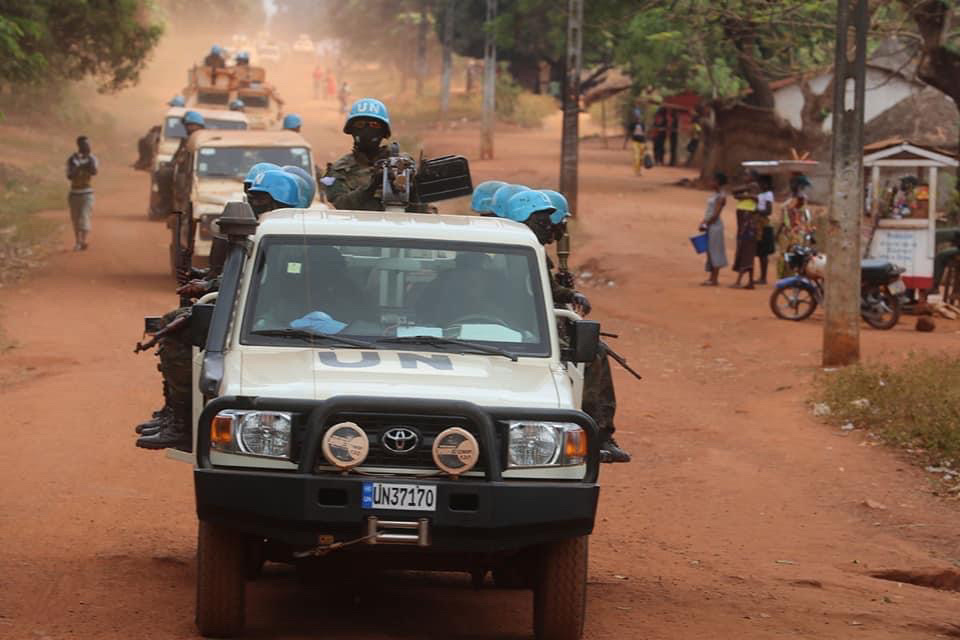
[66, 135, 98, 251]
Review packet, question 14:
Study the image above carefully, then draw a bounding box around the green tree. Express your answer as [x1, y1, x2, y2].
[0, 0, 163, 92]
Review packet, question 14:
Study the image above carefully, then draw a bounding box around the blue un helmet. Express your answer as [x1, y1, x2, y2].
[506, 190, 556, 223]
[243, 162, 281, 189]
[343, 98, 391, 137]
[182, 110, 205, 127]
[538, 189, 570, 224]
[229, 99, 245, 111]
[248, 170, 301, 208]
[282, 165, 317, 206]
[470, 180, 508, 214]
[282, 113, 302, 131]
[490, 184, 529, 219]
[168, 94, 185, 107]
[211, 44, 224, 56]
[235, 50, 250, 64]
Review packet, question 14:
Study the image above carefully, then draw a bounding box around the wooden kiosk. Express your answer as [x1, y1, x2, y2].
[863, 139, 958, 291]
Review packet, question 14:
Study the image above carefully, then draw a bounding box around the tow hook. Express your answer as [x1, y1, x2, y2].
[365, 516, 431, 546]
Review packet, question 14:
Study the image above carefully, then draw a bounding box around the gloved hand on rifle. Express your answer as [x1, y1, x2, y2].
[555, 269, 575, 289]
[572, 292, 591, 317]
[176, 279, 213, 299]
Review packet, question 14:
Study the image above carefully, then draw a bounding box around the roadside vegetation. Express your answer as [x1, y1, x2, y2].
[814, 355, 960, 470]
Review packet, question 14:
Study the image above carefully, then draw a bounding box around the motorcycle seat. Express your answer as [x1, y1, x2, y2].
[861, 259, 898, 284]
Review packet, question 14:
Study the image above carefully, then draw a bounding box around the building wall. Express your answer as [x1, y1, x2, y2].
[773, 69, 918, 132]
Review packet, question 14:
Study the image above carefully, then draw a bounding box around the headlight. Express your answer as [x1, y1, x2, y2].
[507, 421, 586, 468]
[210, 410, 293, 459]
[239, 412, 292, 458]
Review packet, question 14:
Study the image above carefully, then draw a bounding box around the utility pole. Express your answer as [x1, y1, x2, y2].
[416, 0, 429, 98]
[480, 0, 496, 160]
[440, 0, 455, 122]
[822, 0, 868, 367]
[559, 0, 583, 213]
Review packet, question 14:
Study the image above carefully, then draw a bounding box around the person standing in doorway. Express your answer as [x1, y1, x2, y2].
[667, 109, 679, 166]
[651, 106, 667, 165]
[66, 135, 98, 251]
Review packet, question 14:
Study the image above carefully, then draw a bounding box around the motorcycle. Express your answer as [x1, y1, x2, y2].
[770, 238, 906, 330]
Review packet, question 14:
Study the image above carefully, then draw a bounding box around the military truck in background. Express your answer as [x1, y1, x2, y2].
[183, 64, 284, 129]
[167, 129, 314, 274]
[147, 107, 249, 220]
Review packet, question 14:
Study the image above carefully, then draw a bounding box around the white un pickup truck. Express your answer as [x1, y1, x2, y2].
[179, 202, 603, 640]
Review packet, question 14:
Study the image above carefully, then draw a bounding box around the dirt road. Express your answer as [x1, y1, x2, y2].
[2, 85, 960, 639]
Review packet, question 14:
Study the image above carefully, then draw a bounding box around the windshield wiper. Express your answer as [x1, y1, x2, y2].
[251, 328, 374, 348]
[377, 335, 518, 361]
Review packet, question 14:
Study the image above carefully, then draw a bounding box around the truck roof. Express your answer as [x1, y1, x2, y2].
[254, 209, 541, 248]
[186, 129, 310, 151]
[164, 106, 248, 125]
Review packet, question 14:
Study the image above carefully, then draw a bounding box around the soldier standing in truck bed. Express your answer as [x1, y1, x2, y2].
[323, 98, 397, 212]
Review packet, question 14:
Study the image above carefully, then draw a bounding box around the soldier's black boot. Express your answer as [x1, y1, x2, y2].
[135, 411, 190, 451]
[599, 433, 631, 463]
[135, 406, 172, 434]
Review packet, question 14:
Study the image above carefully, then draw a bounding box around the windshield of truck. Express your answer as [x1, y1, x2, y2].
[164, 117, 247, 139]
[239, 93, 269, 108]
[197, 90, 230, 106]
[241, 237, 550, 356]
[195, 146, 311, 178]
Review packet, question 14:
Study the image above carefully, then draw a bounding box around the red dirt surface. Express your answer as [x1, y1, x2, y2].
[2, 63, 960, 640]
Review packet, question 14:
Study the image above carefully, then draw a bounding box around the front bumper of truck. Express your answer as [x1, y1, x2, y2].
[194, 395, 601, 552]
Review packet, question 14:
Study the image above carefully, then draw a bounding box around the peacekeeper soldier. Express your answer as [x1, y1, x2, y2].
[171, 111, 206, 214]
[152, 111, 205, 217]
[498, 187, 632, 463]
[203, 45, 226, 69]
[470, 180, 507, 215]
[136, 169, 304, 450]
[323, 97, 402, 211]
[282, 113, 302, 133]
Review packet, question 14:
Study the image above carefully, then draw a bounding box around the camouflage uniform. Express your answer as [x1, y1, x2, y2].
[547, 259, 618, 439]
[323, 147, 392, 211]
[156, 307, 193, 429]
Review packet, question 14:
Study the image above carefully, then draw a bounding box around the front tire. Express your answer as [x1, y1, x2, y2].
[770, 284, 818, 321]
[861, 286, 901, 330]
[196, 520, 245, 638]
[533, 536, 588, 640]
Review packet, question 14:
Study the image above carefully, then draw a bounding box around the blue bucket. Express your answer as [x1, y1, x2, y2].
[690, 233, 709, 254]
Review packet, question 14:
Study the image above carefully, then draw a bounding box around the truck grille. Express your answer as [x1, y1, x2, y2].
[313, 412, 491, 472]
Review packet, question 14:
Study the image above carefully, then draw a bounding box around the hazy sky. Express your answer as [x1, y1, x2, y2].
[263, 0, 277, 19]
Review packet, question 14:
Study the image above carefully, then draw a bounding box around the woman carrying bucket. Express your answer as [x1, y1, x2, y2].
[697, 172, 729, 286]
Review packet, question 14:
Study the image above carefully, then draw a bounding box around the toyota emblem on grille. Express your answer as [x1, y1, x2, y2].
[382, 427, 419, 454]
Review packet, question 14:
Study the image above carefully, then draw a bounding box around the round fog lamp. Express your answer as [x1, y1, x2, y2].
[321, 422, 369, 469]
[432, 427, 479, 475]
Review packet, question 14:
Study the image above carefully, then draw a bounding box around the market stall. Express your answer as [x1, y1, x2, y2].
[863, 139, 958, 291]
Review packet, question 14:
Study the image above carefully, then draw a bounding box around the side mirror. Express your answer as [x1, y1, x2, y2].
[190, 304, 215, 348]
[564, 320, 600, 364]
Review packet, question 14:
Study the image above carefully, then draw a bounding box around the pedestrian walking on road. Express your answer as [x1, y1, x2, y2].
[699, 172, 728, 286]
[629, 101, 647, 176]
[66, 135, 98, 251]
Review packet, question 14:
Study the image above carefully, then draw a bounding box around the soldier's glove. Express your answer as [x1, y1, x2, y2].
[176, 279, 211, 299]
[365, 168, 384, 195]
[555, 270, 575, 289]
[572, 292, 592, 317]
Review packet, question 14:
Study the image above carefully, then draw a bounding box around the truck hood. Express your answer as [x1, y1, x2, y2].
[195, 179, 244, 207]
[236, 348, 563, 409]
